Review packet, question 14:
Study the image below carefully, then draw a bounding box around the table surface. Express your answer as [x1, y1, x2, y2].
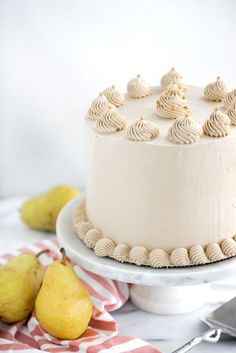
[0, 197, 236, 353]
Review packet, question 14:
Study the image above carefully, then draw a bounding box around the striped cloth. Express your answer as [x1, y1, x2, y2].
[0, 237, 161, 353]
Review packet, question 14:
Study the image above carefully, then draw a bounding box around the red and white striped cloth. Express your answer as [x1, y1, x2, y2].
[0, 237, 161, 353]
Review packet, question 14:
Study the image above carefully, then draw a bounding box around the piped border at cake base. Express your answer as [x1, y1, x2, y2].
[72, 198, 236, 268]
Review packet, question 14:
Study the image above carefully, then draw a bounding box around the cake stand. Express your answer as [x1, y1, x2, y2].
[56, 195, 236, 315]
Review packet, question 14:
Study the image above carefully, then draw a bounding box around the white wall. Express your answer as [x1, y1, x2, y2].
[1, 0, 236, 197]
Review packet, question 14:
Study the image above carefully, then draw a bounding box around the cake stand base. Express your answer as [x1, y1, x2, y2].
[56, 195, 236, 315]
[130, 283, 210, 314]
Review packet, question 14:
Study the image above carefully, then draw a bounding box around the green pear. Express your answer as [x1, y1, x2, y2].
[21, 185, 80, 232]
[35, 248, 93, 340]
[0, 251, 46, 323]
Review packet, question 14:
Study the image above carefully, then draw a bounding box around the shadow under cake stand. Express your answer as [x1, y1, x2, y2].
[56, 196, 236, 315]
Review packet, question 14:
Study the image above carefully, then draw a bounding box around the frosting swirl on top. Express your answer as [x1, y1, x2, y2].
[204, 76, 229, 102]
[203, 107, 231, 137]
[87, 93, 109, 120]
[96, 105, 127, 133]
[156, 90, 187, 119]
[127, 75, 151, 98]
[103, 85, 125, 107]
[227, 98, 236, 125]
[126, 117, 160, 141]
[223, 89, 236, 108]
[168, 111, 203, 144]
[160, 67, 184, 91]
[165, 81, 185, 98]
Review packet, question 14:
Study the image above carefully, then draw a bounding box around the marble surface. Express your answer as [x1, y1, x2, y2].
[1, 197, 236, 352]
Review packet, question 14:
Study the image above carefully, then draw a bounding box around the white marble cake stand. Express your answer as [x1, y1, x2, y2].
[56, 196, 236, 315]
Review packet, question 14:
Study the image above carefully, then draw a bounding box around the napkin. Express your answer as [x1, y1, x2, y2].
[0, 237, 161, 353]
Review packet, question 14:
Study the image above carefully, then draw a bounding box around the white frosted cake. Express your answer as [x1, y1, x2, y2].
[73, 68, 236, 267]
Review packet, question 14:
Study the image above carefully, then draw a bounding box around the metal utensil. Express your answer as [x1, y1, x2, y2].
[172, 328, 221, 353]
[172, 296, 236, 352]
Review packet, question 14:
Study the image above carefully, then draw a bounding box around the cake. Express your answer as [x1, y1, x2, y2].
[73, 69, 236, 267]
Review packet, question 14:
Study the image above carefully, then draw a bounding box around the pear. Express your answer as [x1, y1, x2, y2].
[0, 251, 46, 323]
[35, 248, 93, 340]
[21, 185, 80, 232]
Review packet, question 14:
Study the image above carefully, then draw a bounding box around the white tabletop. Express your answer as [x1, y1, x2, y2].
[0, 197, 235, 353]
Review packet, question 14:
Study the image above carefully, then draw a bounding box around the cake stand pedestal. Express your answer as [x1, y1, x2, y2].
[56, 196, 236, 315]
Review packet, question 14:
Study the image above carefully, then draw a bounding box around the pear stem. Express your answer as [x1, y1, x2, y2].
[60, 248, 67, 265]
[36, 249, 50, 258]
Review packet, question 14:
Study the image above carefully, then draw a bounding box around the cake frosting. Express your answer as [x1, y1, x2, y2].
[103, 85, 125, 107]
[227, 99, 236, 125]
[156, 86, 187, 119]
[75, 75, 236, 268]
[165, 81, 185, 97]
[73, 200, 236, 267]
[204, 76, 229, 102]
[126, 116, 160, 141]
[224, 89, 236, 108]
[168, 112, 203, 144]
[203, 107, 231, 137]
[87, 93, 109, 120]
[160, 67, 185, 91]
[95, 105, 126, 133]
[127, 75, 151, 98]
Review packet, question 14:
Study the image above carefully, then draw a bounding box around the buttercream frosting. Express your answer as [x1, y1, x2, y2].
[168, 111, 203, 144]
[94, 238, 115, 257]
[221, 238, 236, 257]
[227, 99, 236, 125]
[126, 117, 160, 141]
[84, 228, 102, 248]
[204, 76, 229, 102]
[74, 221, 93, 240]
[149, 249, 170, 268]
[205, 243, 226, 262]
[127, 75, 151, 98]
[165, 81, 185, 98]
[103, 85, 125, 107]
[129, 246, 148, 266]
[96, 105, 126, 133]
[223, 89, 236, 108]
[203, 107, 231, 137]
[73, 202, 236, 267]
[170, 248, 191, 267]
[156, 90, 187, 119]
[189, 245, 208, 265]
[113, 244, 130, 263]
[87, 93, 109, 120]
[160, 67, 185, 91]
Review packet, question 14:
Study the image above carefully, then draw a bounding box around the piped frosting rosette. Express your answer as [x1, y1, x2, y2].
[203, 107, 231, 137]
[126, 116, 160, 141]
[165, 81, 185, 98]
[160, 67, 185, 91]
[224, 89, 236, 108]
[103, 85, 125, 107]
[87, 93, 109, 120]
[168, 109, 203, 144]
[204, 76, 229, 102]
[227, 99, 236, 126]
[127, 75, 151, 98]
[156, 86, 187, 119]
[96, 104, 127, 133]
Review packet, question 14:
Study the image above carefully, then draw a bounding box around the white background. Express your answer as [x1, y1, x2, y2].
[1, 0, 236, 197]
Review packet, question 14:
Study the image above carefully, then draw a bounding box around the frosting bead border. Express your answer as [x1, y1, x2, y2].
[72, 199, 236, 268]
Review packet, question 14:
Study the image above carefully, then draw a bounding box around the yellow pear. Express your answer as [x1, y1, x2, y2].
[0, 251, 46, 323]
[21, 185, 80, 232]
[35, 248, 93, 340]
